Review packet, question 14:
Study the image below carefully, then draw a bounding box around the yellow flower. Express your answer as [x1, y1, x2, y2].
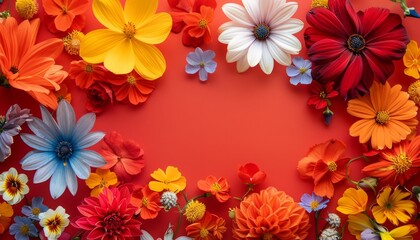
[85, 169, 118, 197]
[184, 200, 206, 222]
[0, 168, 29, 205]
[39, 206, 69, 240]
[148, 166, 186, 192]
[347, 213, 375, 240]
[404, 40, 420, 79]
[15, 0, 38, 20]
[408, 80, 420, 105]
[80, 0, 172, 80]
[336, 188, 368, 215]
[379, 224, 418, 240]
[311, 0, 328, 8]
[372, 186, 416, 226]
[63, 31, 85, 55]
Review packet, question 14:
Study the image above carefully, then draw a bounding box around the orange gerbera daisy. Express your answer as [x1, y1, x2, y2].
[42, 0, 88, 32]
[347, 81, 418, 150]
[69, 60, 107, 89]
[107, 71, 155, 105]
[183, 5, 214, 45]
[363, 135, 420, 186]
[297, 139, 348, 198]
[186, 212, 226, 240]
[0, 201, 13, 234]
[197, 175, 231, 202]
[131, 186, 162, 219]
[233, 187, 310, 239]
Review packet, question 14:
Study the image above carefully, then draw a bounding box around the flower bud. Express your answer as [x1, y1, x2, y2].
[357, 177, 378, 191]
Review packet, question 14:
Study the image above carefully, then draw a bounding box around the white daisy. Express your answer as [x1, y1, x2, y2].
[218, 0, 303, 74]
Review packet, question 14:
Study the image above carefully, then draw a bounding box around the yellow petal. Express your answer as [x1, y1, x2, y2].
[390, 224, 418, 238]
[80, 29, 125, 64]
[93, 0, 125, 32]
[150, 168, 166, 182]
[148, 180, 166, 192]
[104, 39, 135, 74]
[90, 186, 103, 197]
[404, 66, 420, 79]
[134, 13, 172, 45]
[165, 166, 182, 181]
[132, 40, 166, 80]
[124, 0, 157, 26]
[85, 173, 101, 189]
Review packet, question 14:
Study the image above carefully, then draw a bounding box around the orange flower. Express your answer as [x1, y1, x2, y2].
[183, 6, 214, 44]
[363, 135, 420, 186]
[85, 169, 118, 197]
[42, 0, 88, 32]
[131, 186, 161, 219]
[0, 201, 13, 234]
[347, 81, 418, 150]
[297, 139, 348, 198]
[69, 60, 107, 89]
[54, 83, 72, 103]
[232, 187, 310, 239]
[0, 17, 65, 109]
[107, 71, 155, 105]
[186, 212, 226, 240]
[197, 175, 231, 202]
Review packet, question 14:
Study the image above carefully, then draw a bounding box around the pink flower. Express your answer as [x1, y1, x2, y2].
[74, 187, 142, 239]
[100, 131, 145, 182]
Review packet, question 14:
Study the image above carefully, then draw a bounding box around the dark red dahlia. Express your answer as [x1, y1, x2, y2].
[305, 0, 408, 97]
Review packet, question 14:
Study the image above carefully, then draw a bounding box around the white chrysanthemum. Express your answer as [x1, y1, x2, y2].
[218, 0, 303, 74]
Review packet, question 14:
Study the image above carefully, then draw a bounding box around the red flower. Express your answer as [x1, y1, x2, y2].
[100, 131, 145, 182]
[186, 212, 226, 240]
[74, 187, 142, 239]
[197, 175, 231, 202]
[42, 0, 88, 33]
[305, 0, 408, 97]
[307, 81, 338, 110]
[131, 186, 162, 219]
[182, 6, 214, 47]
[238, 163, 266, 186]
[69, 60, 107, 89]
[85, 82, 113, 113]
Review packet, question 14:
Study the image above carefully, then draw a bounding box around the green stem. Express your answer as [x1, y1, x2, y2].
[173, 204, 183, 237]
[345, 155, 368, 186]
[234, 184, 254, 201]
[315, 210, 320, 240]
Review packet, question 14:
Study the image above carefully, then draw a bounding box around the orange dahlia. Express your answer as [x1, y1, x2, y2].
[347, 81, 418, 150]
[233, 187, 310, 240]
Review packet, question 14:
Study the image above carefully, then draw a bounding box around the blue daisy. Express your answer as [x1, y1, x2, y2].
[299, 192, 329, 213]
[9, 216, 38, 240]
[20, 100, 105, 199]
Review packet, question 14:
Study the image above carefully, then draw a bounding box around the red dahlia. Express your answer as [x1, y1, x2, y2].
[305, 0, 408, 97]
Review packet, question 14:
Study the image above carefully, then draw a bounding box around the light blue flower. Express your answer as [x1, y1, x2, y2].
[286, 57, 312, 85]
[9, 216, 38, 240]
[20, 100, 106, 199]
[299, 192, 329, 213]
[361, 229, 380, 240]
[185, 47, 217, 81]
[21, 196, 48, 221]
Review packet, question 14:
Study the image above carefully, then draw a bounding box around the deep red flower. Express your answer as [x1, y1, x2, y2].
[85, 82, 113, 113]
[305, 0, 408, 97]
[74, 187, 142, 239]
[237, 163, 266, 186]
[307, 81, 339, 110]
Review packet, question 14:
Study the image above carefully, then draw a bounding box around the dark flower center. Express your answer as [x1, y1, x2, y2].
[103, 212, 123, 232]
[10, 66, 19, 74]
[56, 141, 73, 163]
[347, 34, 365, 53]
[0, 116, 5, 132]
[254, 24, 270, 40]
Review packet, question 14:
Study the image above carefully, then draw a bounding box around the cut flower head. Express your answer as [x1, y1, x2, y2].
[80, 0, 172, 80]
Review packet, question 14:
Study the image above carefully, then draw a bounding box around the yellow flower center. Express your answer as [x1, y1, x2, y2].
[319, 91, 327, 99]
[127, 75, 136, 85]
[85, 64, 93, 73]
[32, 207, 40, 216]
[263, 233, 275, 240]
[63, 30, 85, 55]
[408, 80, 420, 105]
[199, 62, 205, 67]
[5, 175, 22, 195]
[310, 200, 319, 210]
[198, 19, 207, 29]
[123, 22, 136, 39]
[20, 224, 29, 235]
[142, 198, 149, 207]
[392, 153, 412, 174]
[376, 111, 390, 124]
[211, 182, 221, 192]
[311, 0, 329, 8]
[328, 162, 337, 171]
[413, 59, 419, 65]
[15, 0, 38, 19]
[184, 200, 206, 222]
[61, 6, 67, 14]
[299, 67, 307, 74]
[200, 228, 209, 237]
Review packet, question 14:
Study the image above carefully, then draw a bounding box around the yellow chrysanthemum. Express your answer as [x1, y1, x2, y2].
[63, 31, 85, 55]
[408, 80, 420, 104]
[15, 0, 38, 20]
[184, 200, 206, 223]
[404, 40, 420, 79]
[0, 168, 29, 205]
[337, 188, 368, 215]
[347, 213, 375, 240]
[311, 0, 328, 9]
[85, 169, 118, 197]
[372, 186, 416, 226]
[148, 166, 186, 192]
[80, 0, 172, 80]
[379, 224, 418, 240]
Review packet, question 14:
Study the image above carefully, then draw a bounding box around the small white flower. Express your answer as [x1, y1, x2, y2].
[39, 206, 69, 240]
[161, 191, 178, 211]
[0, 167, 29, 205]
[320, 228, 341, 240]
[218, 0, 303, 74]
[326, 213, 341, 228]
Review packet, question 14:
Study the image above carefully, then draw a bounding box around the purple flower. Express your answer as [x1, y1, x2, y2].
[0, 104, 31, 162]
[185, 47, 217, 81]
[22, 196, 48, 221]
[299, 192, 329, 213]
[361, 229, 380, 240]
[286, 57, 312, 85]
[9, 216, 38, 240]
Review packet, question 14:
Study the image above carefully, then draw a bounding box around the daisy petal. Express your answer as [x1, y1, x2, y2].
[57, 100, 76, 138]
[50, 166, 66, 199]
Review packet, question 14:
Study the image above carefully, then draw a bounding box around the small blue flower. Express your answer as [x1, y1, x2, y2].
[20, 100, 106, 199]
[360, 228, 380, 240]
[9, 216, 38, 240]
[185, 47, 217, 81]
[286, 57, 312, 85]
[299, 192, 329, 213]
[21, 196, 48, 221]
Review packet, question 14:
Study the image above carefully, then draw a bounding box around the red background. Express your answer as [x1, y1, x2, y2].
[1, 0, 420, 239]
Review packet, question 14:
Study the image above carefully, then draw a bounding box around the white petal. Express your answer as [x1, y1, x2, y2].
[219, 26, 253, 44]
[34, 160, 58, 183]
[269, 2, 298, 27]
[65, 168, 78, 196]
[269, 33, 301, 54]
[243, 0, 261, 24]
[222, 3, 254, 27]
[259, 43, 274, 74]
[227, 35, 255, 52]
[259, 0, 274, 24]
[247, 40, 263, 67]
[72, 113, 96, 143]
[226, 49, 247, 63]
[236, 55, 250, 73]
[271, 18, 304, 34]
[266, 38, 291, 65]
[50, 166, 66, 199]
[56, 100, 76, 139]
[69, 157, 90, 179]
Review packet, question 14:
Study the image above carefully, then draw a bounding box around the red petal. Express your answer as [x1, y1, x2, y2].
[339, 54, 363, 96]
[363, 49, 395, 83]
[306, 7, 347, 39]
[312, 51, 352, 83]
[329, 0, 359, 33]
[182, 29, 203, 47]
[170, 12, 187, 33]
[192, 0, 217, 12]
[168, 0, 192, 12]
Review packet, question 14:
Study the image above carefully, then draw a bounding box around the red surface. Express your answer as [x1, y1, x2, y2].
[1, 0, 420, 239]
